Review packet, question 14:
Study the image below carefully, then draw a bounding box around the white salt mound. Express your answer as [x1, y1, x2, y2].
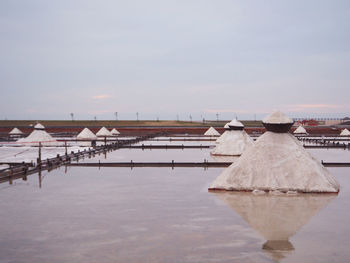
[17, 130, 58, 146]
[228, 119, 244, 128]
[340, 128, 350, 136]
[9, 127, 23, 135]
[34, 123, 45, 130]
[111, 128, 120, 135]
[293, 126, 307, 134]
[211, 130, 254, 156]
[77, 128, 97, 140]
[96, 127, 112, 137]
[209, 131, 339, 193]
[263, 111, 293, 124]
[204, 127, 220, 136]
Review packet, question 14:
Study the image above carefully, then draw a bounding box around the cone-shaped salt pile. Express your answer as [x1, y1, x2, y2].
[77, 128, 97, 140]
[211, 119, 254, 156]
[34, 123, 45, 130]
[212, 191, 336, 261]
[293, 125, 308, 135]
[9, 127, 23, 137]
[209, 111, 340, 193]
[111, 128, 120, 135]
[17, 123, 58, 146]
[96, 127, 112, 137]
[204, 126, 220, 136]
[340, 128, 350, 136]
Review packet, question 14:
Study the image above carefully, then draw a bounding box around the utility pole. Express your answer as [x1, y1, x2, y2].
[115, 112, 118, 121]
[189, 114, 192, 122]
[136, 112, 139, 121]
[216, 113, 219, 122]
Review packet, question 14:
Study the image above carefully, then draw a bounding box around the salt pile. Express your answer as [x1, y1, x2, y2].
[34, 123, 45, 130]
[17, 123, 58, 146]
[209, 111, 340, 193]
[293, 125, 308, 135]
[211, 119, 254, 156]
[77, 128, 97, 140]
[9, 127, 23, 137]
[111, 128, 120, 135]
[96, 127, 112, 137]
[204, 127, 220, 136]
[340, 128, 350, 136]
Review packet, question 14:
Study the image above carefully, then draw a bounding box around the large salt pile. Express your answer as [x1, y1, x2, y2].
[96, 127, 112, 137]
[204, 126, 220, 136]
[293, 125, 308, 135]
[340, 128, 350, 136]
[9, 127, 24, 137]
[17, 123, 58, 146]
[211, 119, 254, 156]
[209, 111, 340, 193]
[212, 192, 336, 261]
[111, 128, 120, 135]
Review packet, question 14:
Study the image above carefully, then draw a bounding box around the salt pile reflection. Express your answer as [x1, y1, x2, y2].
[211, 191, 337, 261]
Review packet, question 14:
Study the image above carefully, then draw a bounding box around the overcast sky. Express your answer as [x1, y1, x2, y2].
[1, 0, 350, 120]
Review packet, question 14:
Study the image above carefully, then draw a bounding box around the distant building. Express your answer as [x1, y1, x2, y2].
[301, 119, 319, 126]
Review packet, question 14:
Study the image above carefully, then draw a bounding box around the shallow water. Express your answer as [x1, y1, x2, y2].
[1, 140, 350, 262]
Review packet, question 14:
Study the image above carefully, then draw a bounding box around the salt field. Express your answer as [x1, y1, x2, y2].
[1, 134, 350, 262]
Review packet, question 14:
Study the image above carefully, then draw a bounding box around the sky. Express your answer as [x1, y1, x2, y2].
[1, 0, 350, 121]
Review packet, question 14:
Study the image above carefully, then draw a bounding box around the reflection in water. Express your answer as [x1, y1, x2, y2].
[211, 191, 337, 262]
[38, 170, 42, 188]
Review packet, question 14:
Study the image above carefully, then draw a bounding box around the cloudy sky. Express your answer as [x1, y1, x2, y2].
[1, 0, 350, 120]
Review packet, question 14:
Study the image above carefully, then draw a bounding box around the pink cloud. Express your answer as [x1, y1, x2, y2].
[91, 94, 112, 100]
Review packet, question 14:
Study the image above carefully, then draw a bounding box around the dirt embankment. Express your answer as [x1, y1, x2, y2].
[0, 125, 345, 136]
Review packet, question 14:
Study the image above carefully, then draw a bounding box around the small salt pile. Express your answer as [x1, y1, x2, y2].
[204, 127, 220, 136]
[96, 127, 112, 137]
[111, 128, 120, 135]
[209, 111, 340, 193]
[293, 125, 308, 135]
[77, 128, 97, 140]
[9, 127, 23, 137]
[211, 119, 254, 156]
[340, 128, 350, 136]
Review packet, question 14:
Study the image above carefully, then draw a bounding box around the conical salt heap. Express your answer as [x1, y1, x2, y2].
[293, 125, 308, 135]
[77, 128, 97, 140]
[211, 119, 254, 156]
[96, 127, 112, 137]
[209, 111, 340, 193]
[17, 123, 58, 146]
[212, 191, 336, 261]
[340, 128, 350, 136]
[204, 126, 220, 136]
[111, 128, 120, 135]
[9, 127, 23, 137]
